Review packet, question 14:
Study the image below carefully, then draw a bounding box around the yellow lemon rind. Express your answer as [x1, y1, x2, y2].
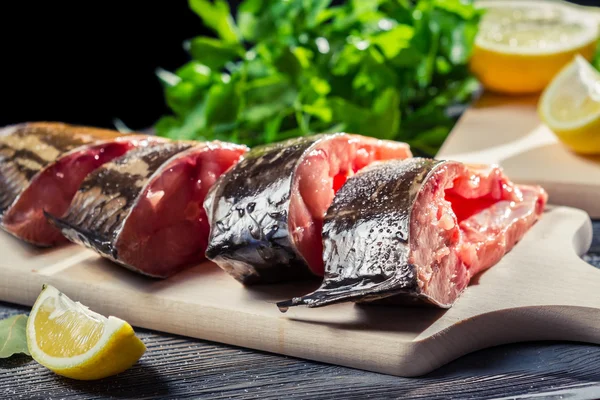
[539, 55, 600, 155]
[475, 0, 600, 55]
[26, 285, 146, 380]
[470, 41, 597, 94]
[539, 55, 600, 129]
[471, 0, 600, 94]
[47, 323, 146, 380]
[540, 116, 600, 155]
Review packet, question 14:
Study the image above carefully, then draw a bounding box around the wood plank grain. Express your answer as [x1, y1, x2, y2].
[1, 207, 597, 378]
[438, 94, 600, 218]
[0, 221, 598, 399]
[2, 302, 600, 399]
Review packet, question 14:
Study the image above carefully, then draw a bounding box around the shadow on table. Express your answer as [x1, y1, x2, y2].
[423, 341, 600, 381]
[276, 303, 446, 335]
[333, 342, 598, 399]
[0, 354, 32, 369]
[57, 361, 170, 398]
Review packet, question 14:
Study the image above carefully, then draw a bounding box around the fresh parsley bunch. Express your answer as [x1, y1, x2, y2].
[156, 0, 482, 155]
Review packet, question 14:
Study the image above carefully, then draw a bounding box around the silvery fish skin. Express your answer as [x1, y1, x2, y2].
[48, 140, 248, 277]
[47, 141, 195, 273]
[278, 157, 548, 311]
[204, 134, 412, 285]
[278, 158, 445, 310]
[0, 122, 122, 218]
[204, 135, 323, 284]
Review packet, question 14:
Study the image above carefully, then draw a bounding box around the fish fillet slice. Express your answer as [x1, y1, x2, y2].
[279, 158, 547, 310]
[204, 133, 412, 285]
[48, 141, 247, 277]
[0, 122, 155, 246]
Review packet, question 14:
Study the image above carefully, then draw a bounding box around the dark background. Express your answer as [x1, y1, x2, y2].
[1, 0, 597, 131]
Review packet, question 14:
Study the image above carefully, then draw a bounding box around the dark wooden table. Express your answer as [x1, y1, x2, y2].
[1, 222, 599, 400]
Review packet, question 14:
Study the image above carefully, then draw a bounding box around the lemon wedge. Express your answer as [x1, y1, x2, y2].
[26, 285, 146, 380]
[470, 0, 599, 94]
[539, 54, 600, 154]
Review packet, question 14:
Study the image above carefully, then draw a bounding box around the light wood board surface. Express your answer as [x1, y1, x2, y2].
[438, 95, 600, 218]
[0, 206, 598, 377]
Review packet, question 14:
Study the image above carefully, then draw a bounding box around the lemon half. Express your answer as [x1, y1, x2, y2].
[470, 0, 599, 94]
[26, 285, 146, 380]
[539, 54, 600, 154]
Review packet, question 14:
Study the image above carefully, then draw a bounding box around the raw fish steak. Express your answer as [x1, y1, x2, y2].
[278, 158, 547, 309]
[0, 122, 154, 246]
[204, 133, 412, 284]
[48, 141, 247, 277]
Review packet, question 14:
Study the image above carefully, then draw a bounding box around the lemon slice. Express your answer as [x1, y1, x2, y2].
[26, 285, 146, 380]
[470, 0, 599, 94]
[539, 54, 600, 154]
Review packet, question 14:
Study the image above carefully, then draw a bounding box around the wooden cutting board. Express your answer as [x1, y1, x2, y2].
[438, 94, 600, 218]
[1, 206, 599, 377]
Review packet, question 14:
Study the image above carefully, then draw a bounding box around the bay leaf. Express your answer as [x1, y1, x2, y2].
[0, 314, 30, 358]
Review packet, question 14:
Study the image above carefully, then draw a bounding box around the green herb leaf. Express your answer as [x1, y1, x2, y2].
[176, 62, 213, 87]
[304, 0, 332, 28]
[188, 0, 240, 43]
[433, 0, 478, 20]
[0, 314, 30, 358]
[157, 0, 482, 154]
[242, 75, 297, 123]
[187, 37, 242, 70]
[205, 81, 240, 127]
[371, 25, 414, 59]
[372, 88, 401, 139]
[302, 99, 332, 123]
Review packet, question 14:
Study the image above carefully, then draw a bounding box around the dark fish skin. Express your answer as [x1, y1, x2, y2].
[0, 122, 122, 217]
[46, 142, 195, 272]
[204, 136, 324, 284]
[277, 158, 444, 310]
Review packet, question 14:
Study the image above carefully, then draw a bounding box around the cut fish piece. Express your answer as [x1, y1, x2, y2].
[204, 133, 412, 284]
[47, 141, 248, 277]
[278, 158, 547, 310]
[0, 122, 155, 246]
